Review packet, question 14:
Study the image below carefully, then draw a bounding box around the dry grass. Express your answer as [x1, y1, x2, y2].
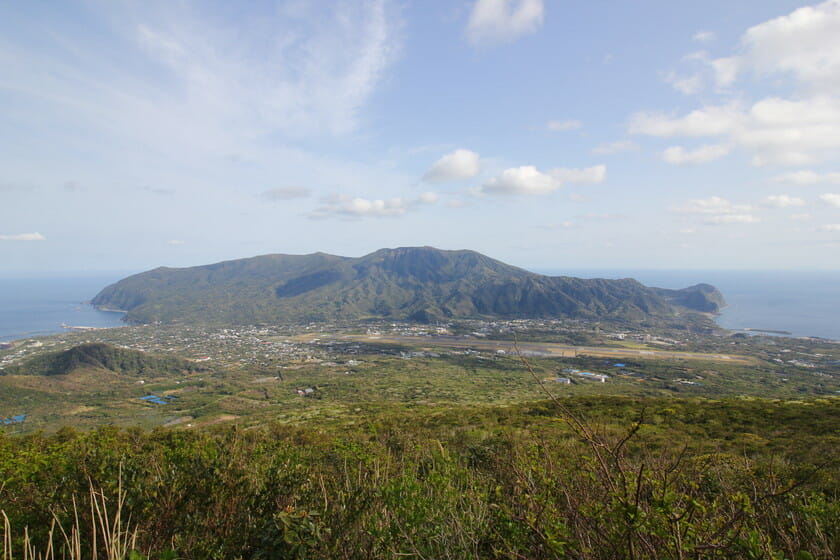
[2, 472, 138, 560]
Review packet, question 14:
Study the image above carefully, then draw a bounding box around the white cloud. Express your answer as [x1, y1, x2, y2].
[546, 119, 582, 131]
[763, 195, 806, 208]
[631, 97, 840, 166]
[661, 51, 714, 94]
[673, 196, 752, 214]
[551, 165, 607, 184]
[818, 223, 840, 231]
[466, 0, 543, 46]
[674, 196, 758, 225]
[662, 144, 730, 165]
[261, 187, 312, 200]
[820, 193, 840, 207]
[791, 213, 812, 221]
[693, 31, 716, 43]
[633, 3, 840, 166]
[774, 170, 840, 185]
[592, 140, 639, 155]
[315, 196, 410, 218]
[166, 239, 185, 245]
[482, 166, 558, 195]
[712, 0, 840, 91]
[666, 72, 704, 95]
[711, 57, 740, 88]
[312, 191, 437, 219]
[704, 214, 760, 225]
[0, 232, 46, 241]
[742, 96, 840, 165]
[630, 104, 741, 137]
[0, 0, 402, 157]
[481, 164, 606, 195]
[418, 191, 438, 204]
[423, 149, 480, 182]
[465, 186, 485, 198]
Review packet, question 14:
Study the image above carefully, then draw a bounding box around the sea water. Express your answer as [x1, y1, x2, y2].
[1, 271, 838, 343]
[0, 275, 127, 343]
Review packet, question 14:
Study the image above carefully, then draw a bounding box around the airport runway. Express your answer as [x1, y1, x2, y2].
[301, 333, 753, 364]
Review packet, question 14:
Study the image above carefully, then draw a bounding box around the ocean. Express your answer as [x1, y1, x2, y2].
[0, 270, 838, 343]
[0, 276, 127, 343]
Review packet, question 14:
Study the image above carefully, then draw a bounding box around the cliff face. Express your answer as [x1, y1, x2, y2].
[92, 247, 725, 325]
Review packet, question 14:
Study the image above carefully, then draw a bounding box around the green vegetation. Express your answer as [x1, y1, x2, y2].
[0, 343, 207, 378]
[91, 247, 725, 325]
[1, 320, 837, 558]
[0, 322, 837, 434]
[1, 397, 837, 559]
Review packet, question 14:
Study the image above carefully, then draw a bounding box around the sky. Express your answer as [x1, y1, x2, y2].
[1, 0, 840, 274]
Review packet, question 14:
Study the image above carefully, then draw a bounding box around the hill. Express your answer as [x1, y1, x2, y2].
[92, 247, 725, 325]
[0, 342, 205, 377]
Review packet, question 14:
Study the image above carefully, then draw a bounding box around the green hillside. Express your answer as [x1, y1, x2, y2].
[92, 247, 725, 325]
[0, 342, 205, 377]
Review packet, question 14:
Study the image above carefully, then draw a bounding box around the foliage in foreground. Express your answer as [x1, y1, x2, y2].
[1, 397, 838, 559]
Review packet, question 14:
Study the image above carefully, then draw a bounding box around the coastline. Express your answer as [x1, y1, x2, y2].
[3, 271, 840, 343]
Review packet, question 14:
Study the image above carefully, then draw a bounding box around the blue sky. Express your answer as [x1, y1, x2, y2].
[2, 0, 839, 273]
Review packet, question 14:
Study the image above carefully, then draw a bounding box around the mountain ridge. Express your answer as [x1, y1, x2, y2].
[91, 247, 725, 326]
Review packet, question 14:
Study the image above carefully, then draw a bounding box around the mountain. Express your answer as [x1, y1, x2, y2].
[0, 343, 205, 377]
[91, 247, 725, 325]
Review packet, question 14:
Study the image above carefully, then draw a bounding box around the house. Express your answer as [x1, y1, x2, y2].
[577, 372, 608, 383]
